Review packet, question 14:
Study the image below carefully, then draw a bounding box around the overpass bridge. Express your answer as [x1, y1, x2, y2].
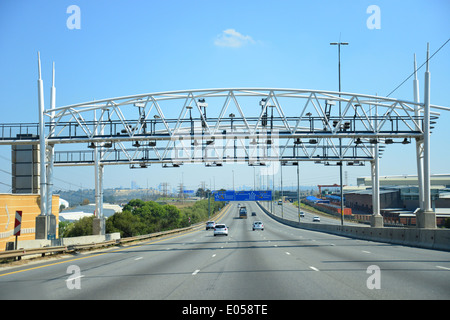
[1, 48, 448, 238]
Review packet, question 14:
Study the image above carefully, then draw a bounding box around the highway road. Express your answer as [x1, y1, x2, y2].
[261, 200, 353, 225]
[1, 201, 449, 301]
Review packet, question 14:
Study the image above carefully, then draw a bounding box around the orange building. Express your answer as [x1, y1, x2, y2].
[0, 194, 59, 252]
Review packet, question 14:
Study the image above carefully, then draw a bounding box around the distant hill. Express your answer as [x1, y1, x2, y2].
[56, 188, 164, 207]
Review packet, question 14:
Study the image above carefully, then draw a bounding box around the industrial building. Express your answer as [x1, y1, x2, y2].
[345, 174, 450, 226]
[356, 174, 450, 188]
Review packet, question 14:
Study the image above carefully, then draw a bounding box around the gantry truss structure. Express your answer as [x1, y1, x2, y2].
[1, 48, 447, 237]
[0, 88, 442, 167]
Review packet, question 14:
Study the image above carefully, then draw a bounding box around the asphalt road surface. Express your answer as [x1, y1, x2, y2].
[1, 201, 449, 300]
[261, 201, 355, 225]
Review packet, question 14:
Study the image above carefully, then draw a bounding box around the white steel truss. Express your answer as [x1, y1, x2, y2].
[1, 88, 443, 167]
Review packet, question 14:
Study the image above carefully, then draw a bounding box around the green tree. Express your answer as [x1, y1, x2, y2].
[162, 204, 182, 229]
[63, 216, 94, 237]
[58, 220, 72, 237]
[106, 210, 143, 237]
[105, 198, 226, 238]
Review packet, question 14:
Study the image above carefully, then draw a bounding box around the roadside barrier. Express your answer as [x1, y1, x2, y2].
[0, 226, 193, 261]
[0, 203, 230, 262]
[256, 202, 450, 252]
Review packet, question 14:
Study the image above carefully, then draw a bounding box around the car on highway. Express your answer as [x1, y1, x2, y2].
[312, 216, 321, 222]
[300, 211, 305, 217]
[252, 221, 264, 231]
[214, 224, 228, 236]
[251, 212, 256, 216]
[206, 221, 215, 230]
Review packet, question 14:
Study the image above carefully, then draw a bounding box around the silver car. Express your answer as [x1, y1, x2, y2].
[206, 221, 215, 230]
[312, 216, 321, 222]
[214, 224, 228, 236]
[252, 221, 264, 231]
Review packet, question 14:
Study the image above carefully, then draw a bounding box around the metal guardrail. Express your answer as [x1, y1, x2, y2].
[0, 203, 229, 262]
[0, 225, 196, 261]
[0, 246, 68, 259]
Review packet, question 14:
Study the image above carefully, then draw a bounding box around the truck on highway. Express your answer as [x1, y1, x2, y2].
[239, 206, 247, 219]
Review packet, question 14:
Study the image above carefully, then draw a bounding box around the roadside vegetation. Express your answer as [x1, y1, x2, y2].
[59, 198, 226, 238]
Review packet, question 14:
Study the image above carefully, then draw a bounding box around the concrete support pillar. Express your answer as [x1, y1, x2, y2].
[93, 217, 105, 236]
[35, 213, 57, 240]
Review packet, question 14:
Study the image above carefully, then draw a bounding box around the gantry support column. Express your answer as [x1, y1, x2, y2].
[370, 100, 383, 228]
[93, 164, 105, 235]
[413, 54, 425, 213]
[46, 62, 57, 240]
[370, 144, 383, 227]
[93, 112, 106, 235]
[417, 44, 436, 228]
[35, 53, 56, 239]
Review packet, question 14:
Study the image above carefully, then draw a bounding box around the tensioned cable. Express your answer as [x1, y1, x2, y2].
[386, 38, 450, 97]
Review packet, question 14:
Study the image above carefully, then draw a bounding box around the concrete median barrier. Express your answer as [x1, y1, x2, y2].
[256, 202, 450, 252]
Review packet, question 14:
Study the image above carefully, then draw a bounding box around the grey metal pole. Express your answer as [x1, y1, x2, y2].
[371, 101, 383, 227]
[232, 170, 234, 190]
[417, 43, 436, 228]
[413, 43, 436, 228]
[330, 41, 348, 226]
[208, 192, 211, 219]
[339, 42, 344, 226]
[281, 163, 284, 218]
[46, 62, 55, 217]
[423, 44, 432, 213]
[37, 52, 47, 217]
[413, 54, 425, 211]
[374, 146, 380, 217]
[94, 111, 100, 218]
[100, 165, 104, 219]
[297, 162, 300, 222]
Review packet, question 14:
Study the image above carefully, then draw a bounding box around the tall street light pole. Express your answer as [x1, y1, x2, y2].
[330, 41, 348, 226]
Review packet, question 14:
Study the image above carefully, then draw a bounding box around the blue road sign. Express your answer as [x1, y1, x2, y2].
[213, 190, 236, 202]
[214, 190, 272, 201]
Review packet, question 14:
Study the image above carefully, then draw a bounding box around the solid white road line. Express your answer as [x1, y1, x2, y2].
[436, 266, 450, 271]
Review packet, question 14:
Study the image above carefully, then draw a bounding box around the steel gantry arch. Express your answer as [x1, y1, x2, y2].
[2, 88, 442, 148]
[2, 49, 447, 238]
[5, 87, 443, 170]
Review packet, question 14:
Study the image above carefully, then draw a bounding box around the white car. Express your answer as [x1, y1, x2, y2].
[252, 221, 264, 231]
[206, 221, 215, 230]
[312, 216, 321, 222]
[214, 224, 228, 236]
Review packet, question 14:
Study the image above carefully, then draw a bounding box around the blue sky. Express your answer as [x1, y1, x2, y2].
[0, 0, 449, 194]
